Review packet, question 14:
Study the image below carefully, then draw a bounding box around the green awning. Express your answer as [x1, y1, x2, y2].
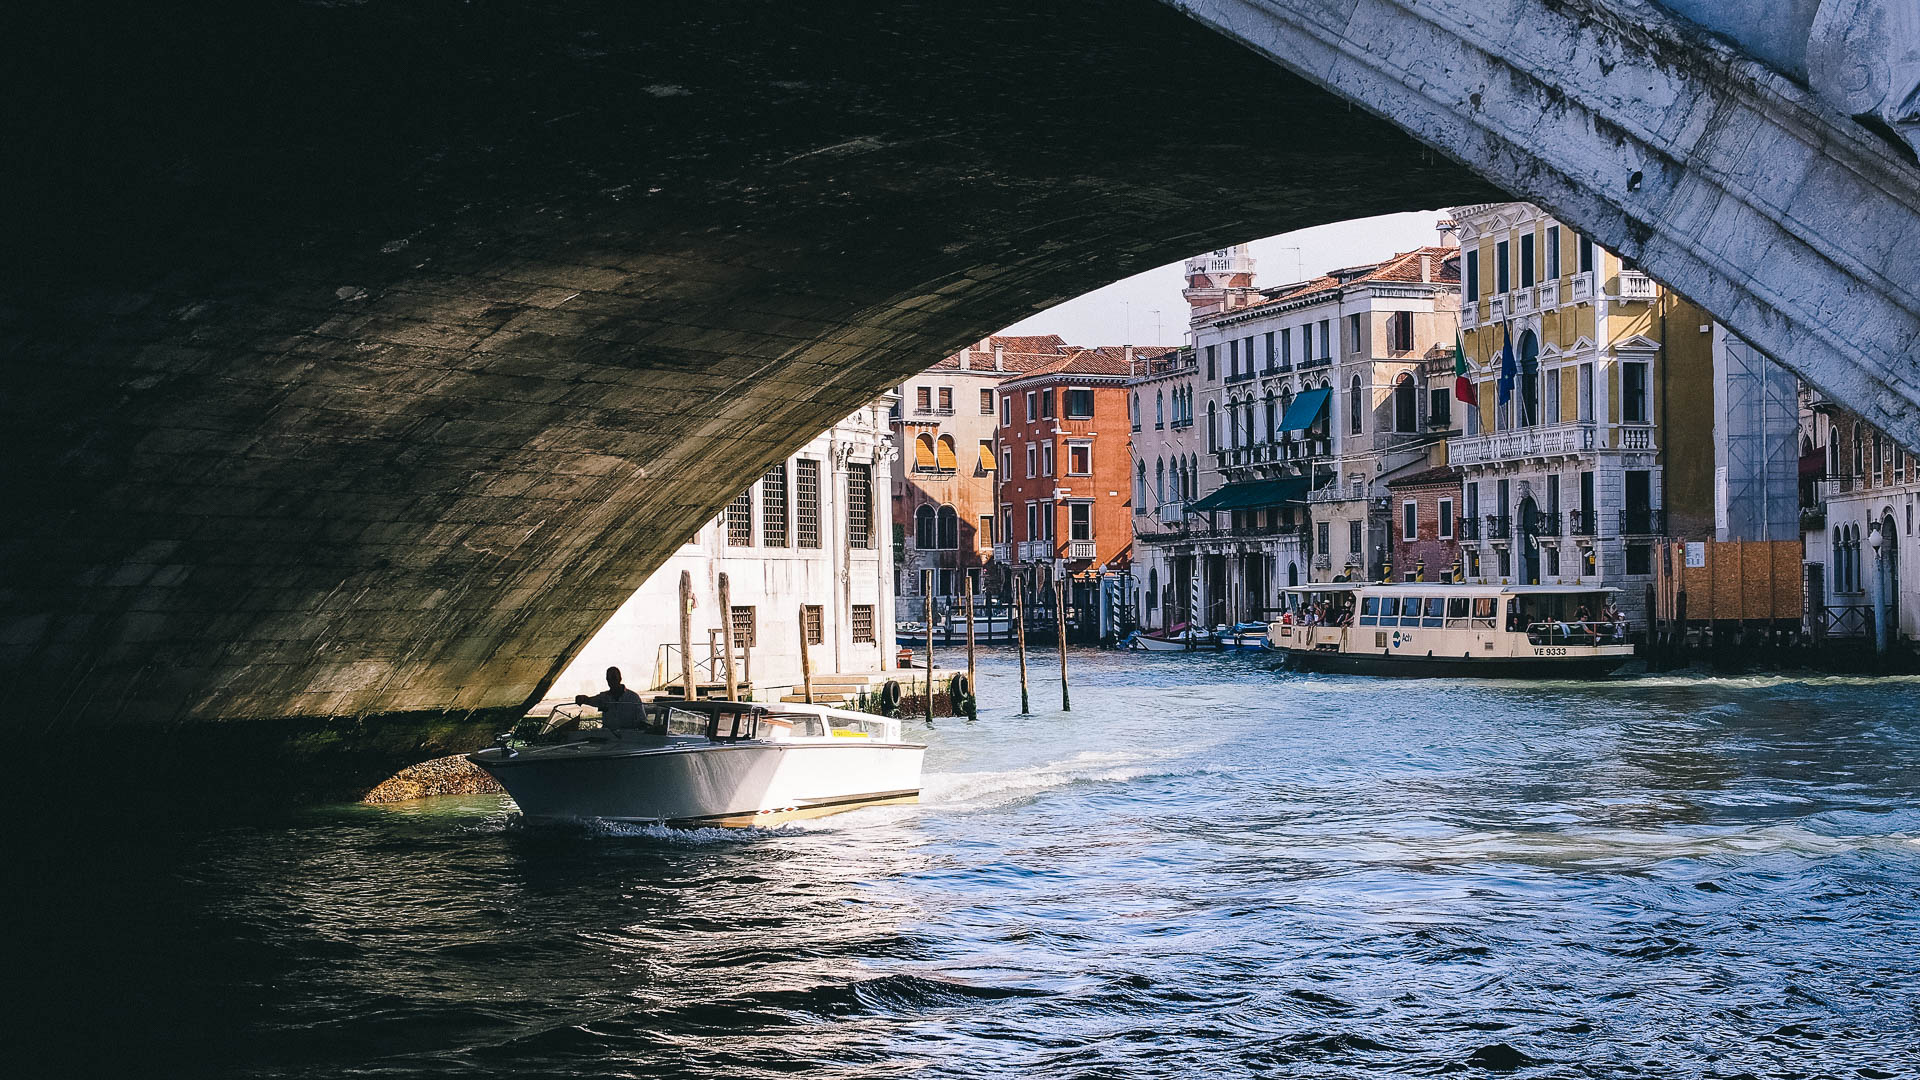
[1187, 476, 1310, 513]
[1278, 386, 1331, 431]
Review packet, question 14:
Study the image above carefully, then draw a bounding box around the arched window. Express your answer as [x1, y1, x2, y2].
[936, 505, 959, 550]
[1349, 375, 1364, 436]
[1155, 458, 1165, 503]
[1187, 455, 1198, 498]
[1518, 330, 1540, 427]
[1147, 568, 1159, 611]
[915, 504, 937, 549]
[1155, 390, 1164, 426]
[1265, 391, 1277, 442]
[1874, 432, 1884, 478]
[1394, 373, 1418, 433]
[935, 434, 958, 471]
[1207, 402, 1218, 452]
[1134, 461, 1146, 507]
[914, 433, 937, 471]
[1854, 423, 1865, 480]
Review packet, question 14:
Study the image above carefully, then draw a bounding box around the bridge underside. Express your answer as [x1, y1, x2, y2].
[3, 0, 1494, 800]
[6, 0, 1918, 803]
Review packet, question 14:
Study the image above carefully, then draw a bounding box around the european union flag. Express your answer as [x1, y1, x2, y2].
[1496, 324, 1517, 406]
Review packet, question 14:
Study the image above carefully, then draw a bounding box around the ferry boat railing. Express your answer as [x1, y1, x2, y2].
[1525, 621, 1628, 646]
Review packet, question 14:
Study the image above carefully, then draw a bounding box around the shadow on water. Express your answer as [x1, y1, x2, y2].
[12, 652, 1920, 1077]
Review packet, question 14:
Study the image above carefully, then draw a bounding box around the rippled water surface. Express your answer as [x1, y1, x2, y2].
[21, 652, 1920, 1077]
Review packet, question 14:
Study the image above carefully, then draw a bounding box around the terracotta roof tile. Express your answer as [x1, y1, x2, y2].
[1216, 245, 1461, 320]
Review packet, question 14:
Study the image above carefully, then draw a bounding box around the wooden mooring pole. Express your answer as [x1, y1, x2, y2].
[964, 576, 978, 720]
[1055, 573, 1071, 712]
[1013, 577, 1030, 714]
[797, 604, 814, 704]
[679, 570, 695, 701]
[718, 572, 738, 702]
[924, 569, 935, 726]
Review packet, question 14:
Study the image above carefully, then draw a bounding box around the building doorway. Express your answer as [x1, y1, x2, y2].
[1885, 512, 1901, 637]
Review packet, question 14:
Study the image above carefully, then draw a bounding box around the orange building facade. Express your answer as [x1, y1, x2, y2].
[995, 348, 1165, 575]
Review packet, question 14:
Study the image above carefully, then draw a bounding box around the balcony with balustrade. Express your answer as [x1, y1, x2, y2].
[1488, 293, 1507, 320]
[1612, 270, 1656, 301]
[1456, 514, 1480, 540]
[1484, 514, 1512, 541]
[1067, 540, 1096, 560]
[1567, 510, 1597, 537]
[1448, 423, 1597, 465]
[1531, 511, 1561, 538]
[1461, 302, 1478, 330]
[1537, 278, 1559, 308]
[1569, 271, 1596, 302]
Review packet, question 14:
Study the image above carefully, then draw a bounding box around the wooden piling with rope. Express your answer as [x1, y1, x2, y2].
[924, 569, 935, 726]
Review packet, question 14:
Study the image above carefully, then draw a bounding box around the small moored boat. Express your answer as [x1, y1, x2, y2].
[468, 699, 925, 826]
[1126, 623, 1219, 651]
[1267, 582, 1634, 677]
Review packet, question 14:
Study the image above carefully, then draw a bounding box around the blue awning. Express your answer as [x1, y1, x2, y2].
[1187, 476, 1310, 513]
[1278, 386, 1331, 431]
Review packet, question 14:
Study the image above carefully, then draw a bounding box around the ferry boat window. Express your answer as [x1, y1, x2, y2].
[1471, 597, 1497, 628]
[1422, 597, 1446, 627]
[1379, 596, 1401, 622]
[1445, 597, 1470, 626]
[1360, 596, 1381, 626]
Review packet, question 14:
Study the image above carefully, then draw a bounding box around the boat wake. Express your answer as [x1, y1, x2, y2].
[923, 750, 1173, 813]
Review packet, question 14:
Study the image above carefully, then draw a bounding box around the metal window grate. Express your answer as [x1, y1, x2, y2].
[761, 463, 788, 547]
[730, 606, 756, 648]
[847, 463, 872, 548]
[726, 489, 752, 546]
[803, 605, 824, 646]
[851, 605, 875, 643]
[796, 459, 821, 548]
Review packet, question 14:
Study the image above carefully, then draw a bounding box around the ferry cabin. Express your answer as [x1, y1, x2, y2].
[1268, 583, 1634, 677]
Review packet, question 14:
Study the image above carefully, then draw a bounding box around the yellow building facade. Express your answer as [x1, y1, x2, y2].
[1447, 202, 1715, 618]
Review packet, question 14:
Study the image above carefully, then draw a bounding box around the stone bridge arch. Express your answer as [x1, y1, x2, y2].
[3, 0, 1916, 797]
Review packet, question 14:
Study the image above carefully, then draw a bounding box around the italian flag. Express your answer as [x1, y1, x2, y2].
[1453, 330, 1475, 405]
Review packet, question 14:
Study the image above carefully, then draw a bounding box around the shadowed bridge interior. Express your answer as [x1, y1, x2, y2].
[3, 0, 1912, 801]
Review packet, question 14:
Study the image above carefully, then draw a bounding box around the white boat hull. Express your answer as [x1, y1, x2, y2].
[1130, 631, 1216, 651]
[471, 739, 924, 825]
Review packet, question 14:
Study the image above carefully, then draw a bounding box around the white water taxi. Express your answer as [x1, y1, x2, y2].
[1266, 583, 1635, 677]
[468, 699, 925, 826]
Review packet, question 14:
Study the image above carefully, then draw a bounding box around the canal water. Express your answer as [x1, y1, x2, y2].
[19, 652, 1920, 1077]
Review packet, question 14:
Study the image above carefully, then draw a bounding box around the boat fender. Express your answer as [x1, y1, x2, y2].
[949, 673, 974, 715]
[878, 679, 904, 715]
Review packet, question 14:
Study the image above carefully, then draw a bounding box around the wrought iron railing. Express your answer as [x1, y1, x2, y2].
[1619, 508, 1666, 535]
[1485, 514, 1512, 540]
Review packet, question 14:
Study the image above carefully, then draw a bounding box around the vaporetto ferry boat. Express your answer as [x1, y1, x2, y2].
[1266, 583, 1635, 677]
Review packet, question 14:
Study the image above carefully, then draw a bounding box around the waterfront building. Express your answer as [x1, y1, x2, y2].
[1447, 202, 1715, 620]
[1161, 243, 1460, 627]
[1127, 346, 1203, 629]
[891, 335, 1067, 620]
[1387, 464, 1464, 582]
[1798, 385, 1917, 641]
[997, 346, 1159, 589]
[552, 401, 897, 702]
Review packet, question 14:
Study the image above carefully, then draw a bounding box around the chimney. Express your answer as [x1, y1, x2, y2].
[994, 344, 1005, 371]
[1124, 344, 1134, 363]
[958, 348, 970, 371]
[1421, 254, 1432, 282]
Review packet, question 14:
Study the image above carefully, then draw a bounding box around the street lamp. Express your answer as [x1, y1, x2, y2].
[1869, 524, 1889, 657]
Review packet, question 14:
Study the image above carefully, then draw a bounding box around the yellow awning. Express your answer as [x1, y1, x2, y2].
[978, 442, 996, 471]
[936, 436, 958, 470]
[914, 434, 937, 469]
